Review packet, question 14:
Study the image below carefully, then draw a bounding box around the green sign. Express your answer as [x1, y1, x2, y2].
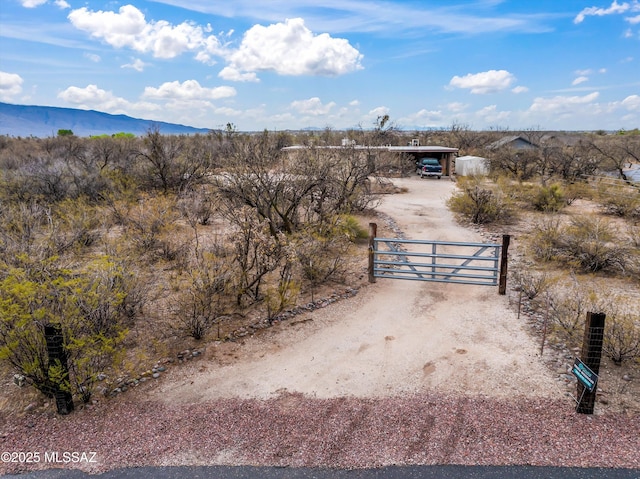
[572, 358, 598, 392]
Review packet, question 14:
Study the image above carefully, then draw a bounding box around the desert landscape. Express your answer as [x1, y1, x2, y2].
[2, 173, 638, 476]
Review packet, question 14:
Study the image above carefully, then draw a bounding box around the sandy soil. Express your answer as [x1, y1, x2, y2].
[151, 177, 562, 403]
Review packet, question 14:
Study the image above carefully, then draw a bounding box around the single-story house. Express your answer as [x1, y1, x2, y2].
[486, 135, 538, 151]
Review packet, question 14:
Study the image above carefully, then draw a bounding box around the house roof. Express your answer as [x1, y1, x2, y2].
[486, 135, 538, 150]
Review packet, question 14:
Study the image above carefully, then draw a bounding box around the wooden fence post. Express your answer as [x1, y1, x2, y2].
[368, 222, 377, 283]
[498, 234, 510, 295]
[576, 312, 606, 414]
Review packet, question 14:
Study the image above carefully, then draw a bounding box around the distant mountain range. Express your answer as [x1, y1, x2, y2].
[0, 102, 211, 138]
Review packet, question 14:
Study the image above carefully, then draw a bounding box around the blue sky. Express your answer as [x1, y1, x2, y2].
[1, 0, 639, 132]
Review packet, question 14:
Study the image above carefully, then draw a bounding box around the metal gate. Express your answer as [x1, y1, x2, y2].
[368, 223, 510, 293]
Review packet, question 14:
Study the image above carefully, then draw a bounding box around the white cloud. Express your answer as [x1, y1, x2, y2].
[121, 58, 147, 72]
[66, 7, 362, 80]
[142, 80, 236, 101]
[400, 109, 443, 126]
[369, 106, 390, 117]
[621, 94, 640, 110]
[448, 70, 516, 94]
[0, 71, 24, 101]
[84, 53, 101, 63]
[67, 5, 222, 59]
[626, 14, 640, 23]
[447, 102, 468, 113]
[290, 97, 336, 116]
[19, 0, 69, 6]
[55, 82, 246, 128]
[20, 0, 47, 7]
[57, 84, 132, 110]
[475, 105, 511, 123]
[572, 76, 589, 85]
[364, 106, 391, 125]
[512, 86, 529, 93]
[224, 18, 363, 78]
[218, 66, 259, 82]
[574, 1, 637, 24]
[530, 92, 600, 113]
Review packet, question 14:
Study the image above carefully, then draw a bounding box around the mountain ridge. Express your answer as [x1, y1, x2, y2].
[0, 102, 211, 137]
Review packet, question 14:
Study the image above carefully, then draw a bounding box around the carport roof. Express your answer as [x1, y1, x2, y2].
[387, 146, 458, 154]
[282, 145, 458, 153]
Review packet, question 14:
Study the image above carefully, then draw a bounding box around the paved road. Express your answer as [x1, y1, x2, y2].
[4, 466, 640, 479]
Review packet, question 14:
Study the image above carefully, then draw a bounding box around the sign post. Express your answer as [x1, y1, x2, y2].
[575, 312, 605, 415]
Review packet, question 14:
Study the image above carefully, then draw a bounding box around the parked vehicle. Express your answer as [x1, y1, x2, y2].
[416, 158, 442, 179]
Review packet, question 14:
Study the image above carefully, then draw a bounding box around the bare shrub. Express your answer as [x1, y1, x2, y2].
[169, 252, 233, 340]
[596, 185, 640, 218]
[628, 222, 640, 247]
[530, 216, 632, 273]
[46, 198, 102, 255]
[563, 181, 592, 205]
[547, 278, 597, 346]
[226, 207, 289, 305]
[595, 295, 640, 365]
[265, 263, 300, 323]
[559, 217, 631, 273]
[528, 217, 563, 262]
[294, 219, 356, 301]
[123, 195, 179, 257]
[512, 269, 556, 300]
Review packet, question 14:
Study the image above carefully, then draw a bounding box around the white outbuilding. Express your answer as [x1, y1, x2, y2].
[454, 155, 490, 177]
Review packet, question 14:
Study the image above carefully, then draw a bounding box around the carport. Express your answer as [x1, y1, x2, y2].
[387, 145, 458, 176]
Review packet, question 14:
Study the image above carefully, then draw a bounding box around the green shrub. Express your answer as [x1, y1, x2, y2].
[533, 183, 566, 212]
[0, 256, 133, 404]
[447, 179, 513, 224]
[335, 214, 368, 241]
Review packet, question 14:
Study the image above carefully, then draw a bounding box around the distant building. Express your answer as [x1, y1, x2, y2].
[486, 135, 538, 151]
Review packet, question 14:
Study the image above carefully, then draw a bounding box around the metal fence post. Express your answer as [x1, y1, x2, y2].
[576, 312, 606, 414]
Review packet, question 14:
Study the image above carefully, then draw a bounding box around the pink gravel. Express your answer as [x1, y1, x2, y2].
[1, 393, 639, 475]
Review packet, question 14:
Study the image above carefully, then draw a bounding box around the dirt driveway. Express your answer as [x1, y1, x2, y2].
[152, 176, 561, 403]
